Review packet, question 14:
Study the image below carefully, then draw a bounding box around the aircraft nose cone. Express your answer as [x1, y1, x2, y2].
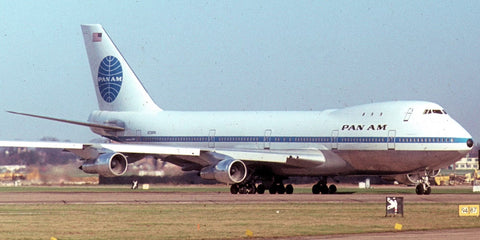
[467, 139, 474, 148]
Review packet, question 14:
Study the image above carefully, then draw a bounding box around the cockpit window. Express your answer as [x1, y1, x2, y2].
[423, 109, 447, 115]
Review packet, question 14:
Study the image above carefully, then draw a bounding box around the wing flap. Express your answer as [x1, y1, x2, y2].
[98, 143, 200, 156]
[214, 149, 326, 167]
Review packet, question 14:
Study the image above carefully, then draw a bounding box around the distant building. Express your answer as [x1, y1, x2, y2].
[453, 157, 479, 170]
[0, 165, 26, 172]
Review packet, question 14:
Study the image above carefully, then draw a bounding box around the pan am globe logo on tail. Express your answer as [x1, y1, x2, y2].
[97, 56, 123, 103]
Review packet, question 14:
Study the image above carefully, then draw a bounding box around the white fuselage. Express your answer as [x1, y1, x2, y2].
[88, 101, 473, 177]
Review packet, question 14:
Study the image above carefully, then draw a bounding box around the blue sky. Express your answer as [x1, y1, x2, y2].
[1, 1, 479, 142]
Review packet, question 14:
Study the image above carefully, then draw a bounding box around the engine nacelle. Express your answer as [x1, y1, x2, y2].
[200, 158, 247, 184]
[80, 153, 128, 177]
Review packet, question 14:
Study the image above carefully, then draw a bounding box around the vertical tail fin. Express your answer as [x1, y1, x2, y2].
[81, 24, 162, 112]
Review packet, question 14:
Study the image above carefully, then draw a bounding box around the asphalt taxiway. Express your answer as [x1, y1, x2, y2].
[0, 190, 479, 204]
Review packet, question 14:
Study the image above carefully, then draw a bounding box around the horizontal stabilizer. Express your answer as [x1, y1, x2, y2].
[7, 111, 124, 131]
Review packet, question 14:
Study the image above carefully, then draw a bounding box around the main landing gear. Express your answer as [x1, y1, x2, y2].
[230, 182, 256, 194]
[312, 178, 337, 194]
[230, 181, 294, 194]
[230, 177, 337, 195]
[263, 182, 294, 194]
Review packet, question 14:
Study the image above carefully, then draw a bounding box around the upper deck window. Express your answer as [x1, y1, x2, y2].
[423, 109, 447, 115]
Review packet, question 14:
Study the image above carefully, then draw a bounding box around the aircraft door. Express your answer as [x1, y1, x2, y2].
[208, 129, 216, 148]
[388, 130, 396, 150]
[136, 130, 142, 142]
[264, 129, 272, 150]
[331, 130, 339, 150]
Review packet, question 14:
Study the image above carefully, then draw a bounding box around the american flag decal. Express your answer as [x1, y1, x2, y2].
[92, 32, 102, 42]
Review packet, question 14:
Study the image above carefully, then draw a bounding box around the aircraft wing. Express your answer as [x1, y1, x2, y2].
[0, 140, 330, 184]
[0, 141, 85, 150]
[162, 148, 326, 171]
[0, 140, 325, 168]
[0, 140, 199, 158]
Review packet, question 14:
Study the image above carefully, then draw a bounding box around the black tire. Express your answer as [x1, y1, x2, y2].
[277, 184, 286, 194]
[269, 184, 277, 194]
[328, 184, 337, 194]
[257, 184, 265, 194]
[425, 186, 431, 195]
[415, 184, 425, 195]
[230, 184, 239, 194]
[312, 184, 320, 194]
[320, 184, 329, 194]
[247, 183, 256, 194]
[286, 184, 294, 194]
[239, 185, 247, 194]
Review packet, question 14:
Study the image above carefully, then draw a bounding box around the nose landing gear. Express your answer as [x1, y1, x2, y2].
[415, 182, 431, 195]
[411, 170, 433, 195]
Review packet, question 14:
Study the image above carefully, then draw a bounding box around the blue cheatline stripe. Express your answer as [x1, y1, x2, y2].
[113, 136, 469, 144]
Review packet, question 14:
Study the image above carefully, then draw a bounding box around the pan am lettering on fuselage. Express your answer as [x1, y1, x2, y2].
[341, 124, 388, 131]
[0, 24, 474, 196]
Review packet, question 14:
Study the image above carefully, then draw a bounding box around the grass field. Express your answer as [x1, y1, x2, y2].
[1, 202, 480, 239]
[0, 185, 479, 239]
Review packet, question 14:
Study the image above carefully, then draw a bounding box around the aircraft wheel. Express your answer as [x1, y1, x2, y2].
[312, 184, 320, 194]
[285, 184, 294, 194]
[247, 183, 256, 194]
[415, 184, 425, 195]
[269, 184, 277, 194]
[320, 184, 329, 194]
[425, 186, 431, 195]
[230, 184, 239, 194]
[257, 184, 265, 194]
[328, 184, 337, 194]
[277, 184, 286, 194]
[239, 185, 248, 194]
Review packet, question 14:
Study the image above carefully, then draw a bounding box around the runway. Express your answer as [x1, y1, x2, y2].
[1, 191, 479, 204]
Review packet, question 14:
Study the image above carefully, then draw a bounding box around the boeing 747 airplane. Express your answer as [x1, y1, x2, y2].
[0, 24, 474, 195]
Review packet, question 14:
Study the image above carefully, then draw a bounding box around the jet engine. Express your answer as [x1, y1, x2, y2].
[80, 153, 128, 177]
[200, 158, 247, 184]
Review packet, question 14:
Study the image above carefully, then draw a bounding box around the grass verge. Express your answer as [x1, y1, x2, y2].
[0, 202, 479, 239]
